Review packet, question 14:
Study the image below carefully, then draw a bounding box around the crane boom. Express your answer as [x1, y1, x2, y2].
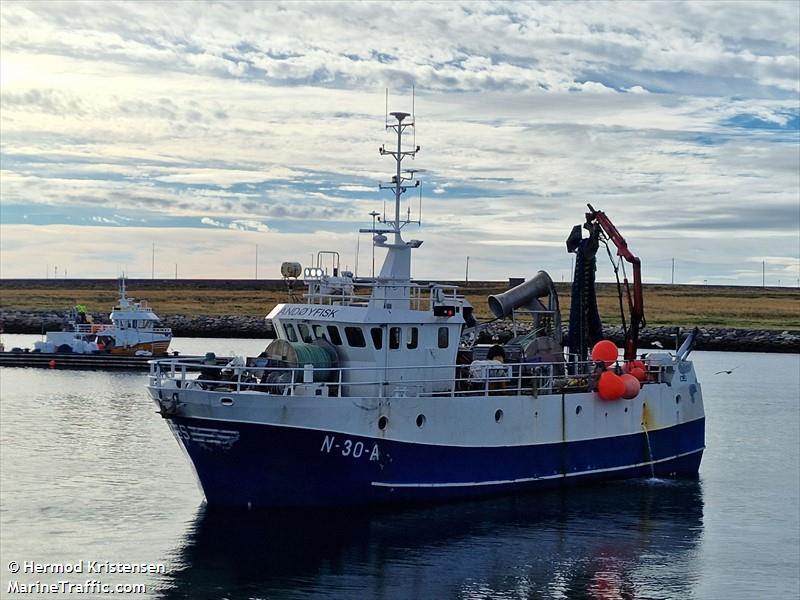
[585, 203, 645, 361]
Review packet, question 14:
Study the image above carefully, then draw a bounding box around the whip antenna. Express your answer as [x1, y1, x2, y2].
[419, 183, 423, 225]
[412, 84, 416, 157]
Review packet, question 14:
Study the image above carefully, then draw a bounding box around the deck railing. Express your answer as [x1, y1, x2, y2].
[149, 356, 667, 399]
[303, 280, 462, 311]
[70, 324, 172, 334]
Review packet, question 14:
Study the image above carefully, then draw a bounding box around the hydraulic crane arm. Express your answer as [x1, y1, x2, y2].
[585, 203, 645, 361]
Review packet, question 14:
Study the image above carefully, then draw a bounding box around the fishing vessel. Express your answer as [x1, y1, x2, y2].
[148, 111, 704, 508]
[37, 278, 172, 355]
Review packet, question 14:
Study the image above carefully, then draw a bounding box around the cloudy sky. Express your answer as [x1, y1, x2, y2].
[1, 0, 798, 285]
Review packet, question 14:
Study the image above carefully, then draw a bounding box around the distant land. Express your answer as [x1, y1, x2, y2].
[1, 278, 798, 330]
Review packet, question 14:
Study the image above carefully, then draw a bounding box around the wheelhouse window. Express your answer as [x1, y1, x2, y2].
[438, 327, 449, 349]
[406, 327, 418, 349]
[370, 327, 383, 350]
[389, 327, 401, 350]
[345, 326, 366, 348]
[298, 323, 313, 343]
[327, 325, 343, 346]
[313, 324, 325, 339]
[285, 323, 298, 342]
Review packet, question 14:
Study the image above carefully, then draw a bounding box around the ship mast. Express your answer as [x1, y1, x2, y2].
[118, 275, 130, 308]
[380, 111, 420, 243]
[364, 111, 422, 308]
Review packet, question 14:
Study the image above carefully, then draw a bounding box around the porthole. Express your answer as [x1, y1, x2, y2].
[604, 412, 608, 417]
[220, 397, 234, 406]
[676, 394, 681, 404]
[624, 407, 629, 413]
[378, 416, 388, 430]
[416, 414, 426, 428]
[576, 405, 583, 415]
[534, 411, 538, 418]
[495, 409, 504, 423]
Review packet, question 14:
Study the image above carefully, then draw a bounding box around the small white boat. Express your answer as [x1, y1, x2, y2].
[37, 278, 172, 355]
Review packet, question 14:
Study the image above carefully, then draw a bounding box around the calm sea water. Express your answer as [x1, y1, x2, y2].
[1, 335, 798, 600]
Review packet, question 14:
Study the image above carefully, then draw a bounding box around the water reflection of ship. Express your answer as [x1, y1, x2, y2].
[156, 480, 703, 599]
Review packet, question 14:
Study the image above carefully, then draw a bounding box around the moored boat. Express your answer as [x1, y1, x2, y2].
[37, 278, 172, 356]
[148, 110, 704, 508]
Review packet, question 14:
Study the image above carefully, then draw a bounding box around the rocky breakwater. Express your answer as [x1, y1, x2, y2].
[476, 323, 800, 354]
[162, 314, 274, 338]
[604, 325, 799, 353]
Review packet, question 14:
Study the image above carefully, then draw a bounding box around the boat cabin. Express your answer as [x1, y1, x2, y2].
[267, 279, 465, 396]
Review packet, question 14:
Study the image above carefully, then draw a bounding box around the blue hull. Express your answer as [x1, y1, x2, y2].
[169, 417, 705, 508]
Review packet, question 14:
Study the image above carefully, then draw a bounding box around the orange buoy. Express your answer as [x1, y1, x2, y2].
[591, 340, 619, 366]
[620, 373, 641, 399]
[623, 360, 645, 373]
[597, 371, 625, 401]
[48, 360, 56, 369]
[630, 366, 646, 382]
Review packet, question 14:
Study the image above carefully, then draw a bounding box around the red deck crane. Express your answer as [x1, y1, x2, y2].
[585, 204, 645, 361]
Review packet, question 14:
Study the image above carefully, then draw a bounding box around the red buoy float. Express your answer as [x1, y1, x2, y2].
[48, 359, 56, 369]
[623, 360, 645, 374]
[591, 340, 619, 366]
[629, 366, 647, 382]
[597, 371, 625, 401]
[620, 373, 641, 399]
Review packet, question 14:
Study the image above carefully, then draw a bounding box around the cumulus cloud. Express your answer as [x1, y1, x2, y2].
[201, 217, 225, 227]
[229, 219, 270, 233]
[200, 217, 270, 233]
[91, 216, 119, 225]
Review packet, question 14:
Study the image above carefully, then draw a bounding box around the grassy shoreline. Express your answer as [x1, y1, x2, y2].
[1, 279, 799, 330]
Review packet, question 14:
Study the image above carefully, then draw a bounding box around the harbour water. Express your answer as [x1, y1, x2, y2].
[1, 335, 798, 599]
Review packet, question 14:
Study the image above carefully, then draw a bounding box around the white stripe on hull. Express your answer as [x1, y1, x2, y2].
[370, 447, 705, 488]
